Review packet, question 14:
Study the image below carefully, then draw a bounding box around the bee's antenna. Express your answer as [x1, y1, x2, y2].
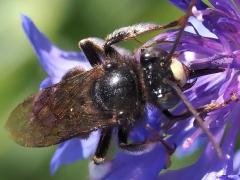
[164, 79, 223, 159]
[166, 0, 197, 61]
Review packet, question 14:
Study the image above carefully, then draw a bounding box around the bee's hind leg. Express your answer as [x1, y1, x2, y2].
[93, 128, 112, 165]
[104, 19, 182, 50]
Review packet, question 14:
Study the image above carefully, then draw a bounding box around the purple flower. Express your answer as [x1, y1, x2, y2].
[21, 0, 240, 179]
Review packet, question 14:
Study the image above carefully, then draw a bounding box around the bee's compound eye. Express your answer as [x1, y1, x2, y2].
[140, 51, 155, 65]
[143, 52, 151, 58]
[140, 47, 168, 66]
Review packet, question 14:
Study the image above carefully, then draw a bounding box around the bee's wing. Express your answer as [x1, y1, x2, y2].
[6, 66, 117, 147]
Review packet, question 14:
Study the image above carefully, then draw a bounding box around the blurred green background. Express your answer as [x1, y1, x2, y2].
[0, 0, 183, 179]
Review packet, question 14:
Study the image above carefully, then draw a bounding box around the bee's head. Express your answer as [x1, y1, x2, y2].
[140, 46, 189, 88]
[140, 47, 169, 68]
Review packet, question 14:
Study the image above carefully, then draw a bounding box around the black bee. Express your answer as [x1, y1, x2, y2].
[6, 0, 225, 165]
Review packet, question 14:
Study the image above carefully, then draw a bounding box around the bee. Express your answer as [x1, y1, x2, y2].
[6, 0, 226, 165]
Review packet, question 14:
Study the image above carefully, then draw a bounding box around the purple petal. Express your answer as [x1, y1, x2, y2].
[90, 144, 167, 180]
[39, 77, 52, 89]
[200, 9, 240, 54]
[233, 150, 240, 174]
[50, 131, 100, 175]
[143, 31, 223, 63]
[168, 0, 208, 11]
[186, 17, 217, 38]
[208, 0, 240, 18]
[21, 15, 91, 84]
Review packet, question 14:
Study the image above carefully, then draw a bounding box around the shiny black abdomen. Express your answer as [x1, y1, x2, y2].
[91, 63, 141, 117]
